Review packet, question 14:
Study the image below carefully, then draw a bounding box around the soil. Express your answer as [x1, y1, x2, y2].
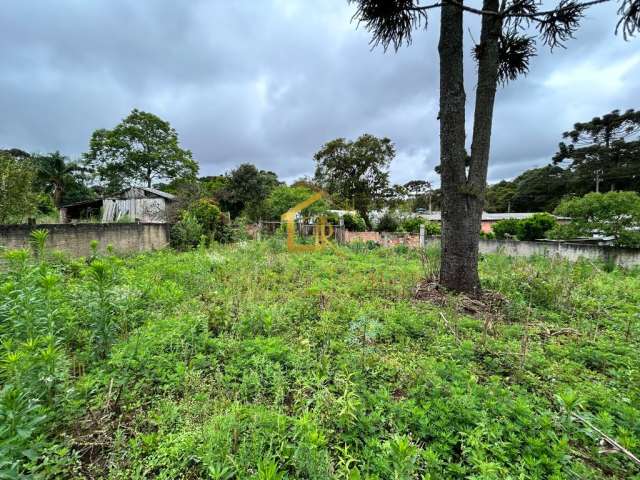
[414, 279, 507, 318]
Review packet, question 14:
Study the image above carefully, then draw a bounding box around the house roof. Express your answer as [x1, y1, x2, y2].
[61, 187, 176, 208]
[139, 187, 176, 200]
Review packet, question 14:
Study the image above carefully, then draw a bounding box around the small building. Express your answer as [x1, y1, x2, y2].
[60, 187, 176, 224]
[417, 211, 570, 233]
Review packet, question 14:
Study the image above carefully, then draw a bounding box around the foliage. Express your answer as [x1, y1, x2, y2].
[186, 198, 223, 237]
[492, 214, 557, 241]
[375, 212, 399, 232]
[342, 213, 367, 232]
[0, 152, 37, 223]
[84, 109, 198, 192]
[263, 185, 329, 221]
[516, 213, 557, 241]
[492, 218, 520, 239]
[32, 151, 89, 208]
[553, 191, 640, 247]
[400, 217, 441, 235]
[217, 164, 281, 219]
[170, 212, 204, 250]
[314, 134, 393, 228]
[553, 109, 640, 193]
[1, 241, 640, 478]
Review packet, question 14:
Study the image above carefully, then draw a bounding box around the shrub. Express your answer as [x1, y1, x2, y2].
[342, 213, 367, 232]
[423, 221, 441, 236]
[186, 199, 222, 236]
[376, 212, 399, 232]
[516, 213, 557, 241]
[480, 230, 496, 240]
[492, 219, 520, 239]
[170, 213, 204, 250]
[400, 217, 422, 233]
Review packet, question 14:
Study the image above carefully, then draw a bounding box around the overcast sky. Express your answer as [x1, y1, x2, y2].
[1, 1, 638, 186]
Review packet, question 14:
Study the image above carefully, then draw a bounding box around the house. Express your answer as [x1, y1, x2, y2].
[417, 211, 570, 233]
[60, 187, 176, 224]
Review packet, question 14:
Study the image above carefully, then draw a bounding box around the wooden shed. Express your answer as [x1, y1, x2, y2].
[101, 187, 176, 223]
[60, 187, 176, 224]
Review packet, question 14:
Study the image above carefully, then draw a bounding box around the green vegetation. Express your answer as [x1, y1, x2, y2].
[342, 213, 367, 232]
[1, 240, 639, 478]
[0, 151, 37, 223]
[493, 213, 557, 241]
[551, 191, 640, 247]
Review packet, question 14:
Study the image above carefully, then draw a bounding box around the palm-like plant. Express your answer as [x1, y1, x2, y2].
[33, 151, 82, 208]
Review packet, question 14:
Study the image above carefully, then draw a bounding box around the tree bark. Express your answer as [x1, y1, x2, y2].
[439, 0, 502, 295]
[438, 0, 474, 293]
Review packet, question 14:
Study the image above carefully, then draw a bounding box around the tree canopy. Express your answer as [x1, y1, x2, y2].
[217, 164, 281, 219]
[553, 191, 640, 247]
[84, 109, 198, 192]
[314, 134, 393, 227]
[553, 109, 640, 193]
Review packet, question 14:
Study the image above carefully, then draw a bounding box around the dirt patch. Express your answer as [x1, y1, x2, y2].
[414, 279, 507, 318]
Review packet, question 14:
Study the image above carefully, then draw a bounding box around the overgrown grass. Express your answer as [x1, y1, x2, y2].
[1, 241, 639, 479]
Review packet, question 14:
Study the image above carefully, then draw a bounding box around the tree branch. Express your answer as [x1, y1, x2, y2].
[409, 0, 611, 18]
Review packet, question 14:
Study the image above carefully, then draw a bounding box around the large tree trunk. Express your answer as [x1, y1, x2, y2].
[438, 0, 474, 293]
[439, 0, 502, 295]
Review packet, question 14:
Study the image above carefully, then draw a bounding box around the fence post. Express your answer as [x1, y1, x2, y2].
[419, 224, 425, 248]
[257, 221, 262, 241]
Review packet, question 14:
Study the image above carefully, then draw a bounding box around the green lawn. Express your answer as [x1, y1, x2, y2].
[1, 241, 639, 479]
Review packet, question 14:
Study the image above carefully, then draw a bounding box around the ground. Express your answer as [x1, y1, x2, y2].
[1, 240, 639, 479]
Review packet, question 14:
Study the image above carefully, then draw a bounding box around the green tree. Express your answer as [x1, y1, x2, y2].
[485, 180, 517, 212]
[553, 191, 640, 247]
[351, 0, 639, 294]
[553, 109, 640, 193]
[217, 164, 281, 219]
[0, 152, 37, 223]
[263, 185, 328, 220]
[32, 151, 90, 208]
[510, 165, 570, 212]
[84, 109, 198, 192]
[314, 134, 393, 228]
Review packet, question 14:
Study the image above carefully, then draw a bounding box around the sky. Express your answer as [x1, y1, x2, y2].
[1, 1, 638, 187]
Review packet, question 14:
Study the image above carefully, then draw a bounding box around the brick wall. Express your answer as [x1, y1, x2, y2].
[0, 223, 170, 257]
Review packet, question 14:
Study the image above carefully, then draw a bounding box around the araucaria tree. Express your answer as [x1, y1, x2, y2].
[351, 0, 639, 294]
[85, 109, 198, 192]
[553, 109, 640, 193]
[314, 134, 393, 228]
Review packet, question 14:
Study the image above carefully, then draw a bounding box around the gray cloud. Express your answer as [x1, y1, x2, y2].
[1, 1, 638, 187]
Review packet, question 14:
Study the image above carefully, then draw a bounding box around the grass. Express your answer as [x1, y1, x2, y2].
[1, 240, 639, 479]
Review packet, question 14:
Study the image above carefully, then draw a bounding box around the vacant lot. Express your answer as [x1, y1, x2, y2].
[1, 241, 639, 479]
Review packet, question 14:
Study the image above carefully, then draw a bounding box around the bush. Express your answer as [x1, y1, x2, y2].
[400, 217, 422, 233]
[186, 199, 222, 236]
[492, 219, 520, 239]
[170, 213, 204, 250]
[343, 213, 367, 232]
[376, 212, 399, 232]
[480, 230, 496, 240]
[423, 221, 441, 236]
[516, 213, 557, 241]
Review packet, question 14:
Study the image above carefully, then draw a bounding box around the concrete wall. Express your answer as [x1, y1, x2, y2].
[0, 223, 170, 257]
[477, 238, 640, 269]
[344, 231, 640, 268]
